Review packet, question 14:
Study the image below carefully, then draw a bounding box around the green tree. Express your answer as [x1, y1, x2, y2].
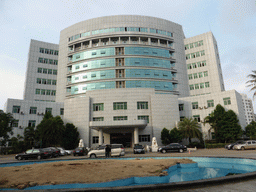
[205, 104, 242, 143]
[62, 123, 80, 150]
[161, 128, 170, 145]
[169, 127, 182, 143]
[245, 121, 256, 139]
[36, 112, 65, 147]
[0, 110, 14, 146]
[178, 117, 202, 144]
[24, 126, 36, 149]
[246, 70, 256, 98]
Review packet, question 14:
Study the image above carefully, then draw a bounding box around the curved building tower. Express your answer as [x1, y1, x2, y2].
[57, 15, 189, 147]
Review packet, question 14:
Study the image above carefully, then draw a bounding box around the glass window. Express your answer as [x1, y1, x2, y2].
[29, 107, 37, 114]
[45, 108, 52, 114]
[198, 40, 203, 46]
[185, 44, 189, 50]
[12, 120, 19, 127]
[39, 48, 44, 53]
[193, 73, 198, 79]
[198, 72, 203, 78]
[191, 53, 195, 58]
[113, 116, 128, 121]
[188, 74, 193, 80]
[192, 63, 197, 68]
[43, 58, 48, 64]
[196, 52, 200, 57]
[179, 104, 184, 111]
[54, 60, 58, 65]
[193, 115, 200, 122]
[51, 90, 56, 96]
[52, 80, 56, 85]
[93, 103, 104, 111]
[75, 66, 80, 70]
[186, 54, 190, 60]
[204, 71, 208, 77]
[83, 75, 87, 79]
[223, 97, 231, 105]
[139, 135, 150, 142]
[35, 89, 40, 94]
[12, 106, 20, 113]
[195, 84, 199, 89]
[37, 68, 42, 73]
[200, 50, 205, 56]
[192, 102, 198, 109]
[190, 43, 194, 49]
[189, 85, 194, 90]
[137, 102, 148, 109]
[187, 64, 192, 69]
[38, 58, 43, 63]
[202, 61, 206, 66]
[43, 68, 47, 74]
[138, 116, 149, 123]
[46, 90, 51, 95]
[113, 102, 127, 110]
[41, 89, 46, 95]
[207, 100, 214, 108]
[60, 108, 64, 115]
[205, 82, 210, 88]
[37, 78, 41, 84]
[93, 117, 104, 121]
[200, 83, 204, 89]
[53, 70, 57, 75]
[49, 59, 53, 64]
[48, 69, 52, 74]
[28, 120, 36, 127]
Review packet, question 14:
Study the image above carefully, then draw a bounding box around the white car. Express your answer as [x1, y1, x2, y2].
[233, 140, 256, 150]
[88, 144, 125, 158]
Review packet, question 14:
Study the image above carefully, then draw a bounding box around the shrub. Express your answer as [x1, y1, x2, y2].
[205, 143, 226, 148]
[187, 142, 205, 149]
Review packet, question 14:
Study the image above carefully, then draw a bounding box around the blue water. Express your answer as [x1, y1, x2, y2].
[1, 157, 256, 190]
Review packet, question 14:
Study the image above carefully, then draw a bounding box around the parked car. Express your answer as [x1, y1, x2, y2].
[15, 148, 50, 160]
[44, 147, 60, 158]
[133, 145, 145, 154]
[88, 144, 125, 158]
[225, 140, 245, 150]
[57, 147, 67, 156]
[73, 147, 88, 156]
[65, 149, 73, 155]
[233, 140, 256, 150]
[158, 143, 187, 153]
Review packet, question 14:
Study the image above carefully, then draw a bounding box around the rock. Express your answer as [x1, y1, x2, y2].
[159, 171, 168, 176]
[17, 184, 27, 189]
[29, 182, 37, 187]
[51, 182, 56, 185]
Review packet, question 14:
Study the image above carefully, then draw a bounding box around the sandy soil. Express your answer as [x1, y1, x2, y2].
[0, 158, 193, 189]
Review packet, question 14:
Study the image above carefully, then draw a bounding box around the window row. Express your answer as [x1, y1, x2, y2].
[186, 50, 205, 60]
[185, 40, 203, 50]
[36, 78, 57, 85]
[37, 68, 57, 75]
[38, 58, 58, 65]
[93, 102, 149, 112]
[12, 106, 64, 115]
[189, 82, 210, 90]
[68, 27, 173, 41]
[92, 115, 149, 122]
[35, 89, 56, 96]
[188, 71, 208, 80]
[39, 48, 59, 55]
[92, 135, 150, 144]
[187, 61, 206, 70]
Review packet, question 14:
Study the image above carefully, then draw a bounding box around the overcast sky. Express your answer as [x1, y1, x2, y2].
[0, 0, 256, 110]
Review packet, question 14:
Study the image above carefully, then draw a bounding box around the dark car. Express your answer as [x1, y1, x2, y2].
[15, 148, 50, 160]
[158, 143, 187, 153]
[73, 147, 88, 156]
[225, 140, 244, 150]
[133, 145, 145, 154]
[44, 147, 60, 158]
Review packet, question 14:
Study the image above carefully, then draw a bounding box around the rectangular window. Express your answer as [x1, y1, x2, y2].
[83, 75, 87, 79]
[191, 53, 195, 58]
[42, 79, 47, 84]
[223, 97, 231, 105]
[53, 60, 58, 65]
[192, 63, 197, 68]
[137, 102, 148, 110]
[187, 64, 192, 69]
[207, 100, 214, 108]
[39, 48, 44, 53]
[48, 69, 52, 74]
[189, 85, 194, 90]
[185, 44, 189, 50]
[36, 78, 41, 84]
[37, 68, 42, 73]
[179, 104, 184, 111]
[35, 89, 40, 94]
[91, 74, 96, 78]
[12, 120, 19, 127]
[49, 59, 53, 64]
[41, 89, 46, 95]
[43, 58, 48, 64]
[75, 77, 79, 80]
[83, 64, 88, 68]
[43, 68, 47, 74]
[205, 82, 210, 88]
[200, 50, 205, 56]
[195, 84, 199, 89]
[198, 40, 203, 46]
[93, 117, 104, 121]
[204, 71, 208, 77]
[92, 136, 103, 144]
[196, 52, 200, 57]
[54, 51, 59, 55]
[138, 115, 149, 123]
[193, 73, 198, 79]
[75, 65, 80, 69]
[45, 49, 49, 54]
[139, 135, 150, 142]
[198, 72, 203, 78]
[200, 83, 204, 89]
[193, 115, 200, 122]
[190, 43, 194, 49]
[113, 116, 128, 121]
[113, 102, 127, 110]
[12, 106, 20, 113]
[202, 61, 206, 66]
[46, 90, 51, 95]
[186, 54, 190, 60]
[38, 58, 43, 63]
[192, 102, 198, 109]
[52, 80, 56, 85]
[29, 107, 37, 114]
[28, 120, 36, 127]
[60, 108, 64, 115]
[93, 103, 104, 111]
[92, 52, 96, 55]
[53, 70, 57, 75]
[51, 90, 56, 96]
[50, 50, 54, 55]
[188, 74, 193, 80]
[45, 108, 52, 114]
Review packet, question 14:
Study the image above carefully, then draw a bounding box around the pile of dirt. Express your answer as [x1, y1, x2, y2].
[0, 158, 194, 189]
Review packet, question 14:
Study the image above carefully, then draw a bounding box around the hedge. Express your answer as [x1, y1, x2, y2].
[205, 143, 226, 148]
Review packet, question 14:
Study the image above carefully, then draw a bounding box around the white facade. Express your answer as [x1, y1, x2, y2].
[240, 93, 255, 125]
[185, 32, 225, 96]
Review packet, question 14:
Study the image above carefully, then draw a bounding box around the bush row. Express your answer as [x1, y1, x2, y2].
[205, 143, 226, 148]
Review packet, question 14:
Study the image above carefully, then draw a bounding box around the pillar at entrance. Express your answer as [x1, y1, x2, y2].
[134, 128, 139, 145]
[99, 129, 103, 145]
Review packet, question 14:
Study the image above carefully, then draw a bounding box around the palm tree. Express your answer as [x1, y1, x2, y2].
[246, 70, 256, 98]
[178, 117, 202, 144]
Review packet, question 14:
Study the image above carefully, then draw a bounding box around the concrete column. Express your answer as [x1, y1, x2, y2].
[134, 128, 139, 145]
[99, 129, 103, 145]
[148, 37, 151, 45]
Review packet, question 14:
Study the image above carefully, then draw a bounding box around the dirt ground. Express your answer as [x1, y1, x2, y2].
[0, 158, 193, 189]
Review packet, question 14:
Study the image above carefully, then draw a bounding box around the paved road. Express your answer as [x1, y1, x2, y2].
[1, 148, 256, 191]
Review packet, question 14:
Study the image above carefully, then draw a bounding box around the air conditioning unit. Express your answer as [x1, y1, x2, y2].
[20, 111, 24, 115]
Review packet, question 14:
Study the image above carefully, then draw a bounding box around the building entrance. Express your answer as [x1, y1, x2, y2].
[110, 133, 132, 147]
